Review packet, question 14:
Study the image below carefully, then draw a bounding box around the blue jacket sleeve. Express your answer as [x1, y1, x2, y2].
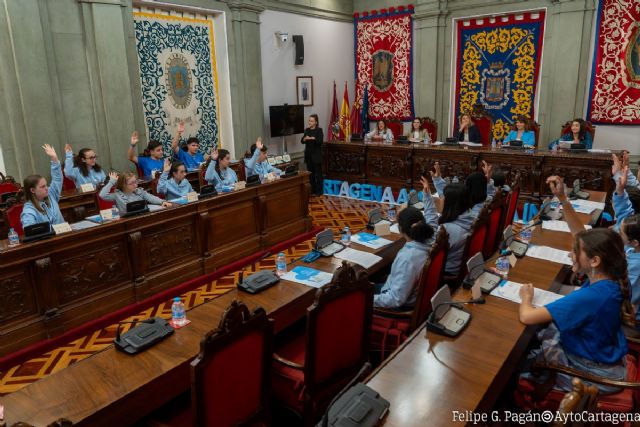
[373, 256, 415, 308]
[49, 161, 63, 202]
[245, 149, 260, 175]
[584, 132, 593, 149]
[157, 172, 169, 195]
[205, 161, 221, 185]
[523, 131, 535, 147]
[20, 205, 38, 228]
[505, 130, 517, 143]
[63, 152, 79, 184]
[422, 191, 439, 230]
[99, 179, 117, 201]
[613, 190, 635, 226]
[433, 176, 446, 198]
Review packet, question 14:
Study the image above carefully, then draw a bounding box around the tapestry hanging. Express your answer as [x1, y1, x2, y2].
[133, 11, 221, 153]
[453, 11, 546, 140]
[354, 5, 414, 121]
[587, 0, 640, 125]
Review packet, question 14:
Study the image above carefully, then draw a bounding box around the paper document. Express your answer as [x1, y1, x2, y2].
[526, 245, 573, 266]
[70, 220, 101, 231]
[432, 141, 444, 146]
[459, 141, 482, 147]
[351, 232, 392, 249]
[281, 266, 333, 288]
[390, 223, 400, 234]
[567, 199, 605, 214]
[491, 280, 564, 307]
[588, 149, 611, 154]
[542, 220, 591, 233]
[148, 204, 164, 212]
[334, 248, 382, 269]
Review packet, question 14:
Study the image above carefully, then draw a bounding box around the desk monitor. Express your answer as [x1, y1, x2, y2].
[282, 164, 298, 178]
[199, 185, 217, 198]
[22, 221, 55, 243]
[246, 174, 261, 187]
[444, 137, 458, 146]
[122, 200, 149, 218]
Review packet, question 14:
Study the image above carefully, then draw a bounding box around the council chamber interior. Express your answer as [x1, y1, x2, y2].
[1, 0, 640, 426]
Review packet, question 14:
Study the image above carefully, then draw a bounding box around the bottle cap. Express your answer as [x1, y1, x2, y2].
[278, 252, 284, 256]
[173, 297, 180, 302]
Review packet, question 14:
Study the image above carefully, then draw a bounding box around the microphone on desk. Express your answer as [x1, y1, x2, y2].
[237, 251, 273, 286]
[114, 318, 157, 343]
[569, 177, 601, 200]
[500, 220, 543, 252]
[113, 317, 174, 354]
[318, 362, 374, 427]
[236, 252, 281, 294]
[426, 297, 486, 338]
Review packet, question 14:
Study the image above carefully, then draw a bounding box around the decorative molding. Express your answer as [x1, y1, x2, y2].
[0, 274, 34, 322]
[77, 0, 126, 6]
[262, 0, 353, 22]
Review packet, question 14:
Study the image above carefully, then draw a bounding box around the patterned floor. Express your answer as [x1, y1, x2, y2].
[0, 195, 383, 395]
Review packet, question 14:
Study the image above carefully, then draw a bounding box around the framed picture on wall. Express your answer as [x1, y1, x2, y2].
[296, 76, 313, 106]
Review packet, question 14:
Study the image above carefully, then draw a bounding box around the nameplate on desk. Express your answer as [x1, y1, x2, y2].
[509, 253, 518, 268]
[267, 157, 276, 165]
[275, 155, 284, 164]
[186, 191, 198, 202]
[100, 209, 113, 221]
[53, 222, 73, 235]
[283, 154, 291, 162]
[374, 222, 391, 236]
[80, 183, 95, 193]
[235, 181, 246, 190]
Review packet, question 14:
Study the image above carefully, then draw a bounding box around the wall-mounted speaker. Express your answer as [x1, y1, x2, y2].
[293, 35, 304, 65]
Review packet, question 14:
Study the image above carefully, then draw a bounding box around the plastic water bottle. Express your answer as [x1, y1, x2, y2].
[111, 206, 120, 220]
[8, 228, 19, 247]
[171, 297, 187, 327]
[452, 176, 459, 184]
[387, 208, 396, 222]
[520, 226, 533, 243]
[495, 250, 510, 278]
[491, 138, 496, 149]
[341, 226, 351, 246]
[276, 252, 287, 277]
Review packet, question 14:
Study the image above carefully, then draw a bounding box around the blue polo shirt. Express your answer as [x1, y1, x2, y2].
[546, 279, 627, 364]
[137, 156, 164, 178]
[177, 149, 205, 171]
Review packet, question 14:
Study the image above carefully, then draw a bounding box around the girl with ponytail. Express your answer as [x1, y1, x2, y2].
[517, 176, 632, 393]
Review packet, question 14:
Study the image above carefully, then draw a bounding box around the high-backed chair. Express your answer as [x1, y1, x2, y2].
[6, 203, 24, 236]
[0, 181, 20, 197]
[561, 120, 596, 141]
[503, 173, 521, 230]
[371, 226, 449, 357]
[553, 378, 598, 427]
[420, 116, 438, 142]
[145, 300, 273, 427]
[271, 261, 373, 426]
[132, 160, 145, 179]
[483, 190, 506, 259]
[61, 171, 75, 191]
[447, 203, 490, 288]
[386, 118, 403, 140]
[470, 103, 494, 146]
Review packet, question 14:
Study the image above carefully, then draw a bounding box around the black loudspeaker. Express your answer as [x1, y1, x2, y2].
[293, 35, 304, 65]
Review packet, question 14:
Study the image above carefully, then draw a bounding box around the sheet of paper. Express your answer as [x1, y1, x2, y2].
[542, 220, 591, 233]
[588, 148, 611, 154]
[334, 247, 382, 269]
[52, 222, 72, 235]
[567, 199, 605, 214]
[526, 245, 573, 266]
[390, 223, 400, 234]
[432, 141, 444, 146]
[148, 204, 164, 212]
[459, 141, 482, 147]
[490, 280, 564, 307]
[281, 266, 333, 288]
[351, 232, 392, 249]
[71, 220, 101, 231]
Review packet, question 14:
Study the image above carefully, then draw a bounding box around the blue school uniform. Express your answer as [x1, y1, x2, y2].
[136, 156, 164, 179]
[21, 161, 65, 228]
[64, 152, 106, 188]
[504, 130, 535, 147]
[157, 172, 193, 200]
[244, 150, 282, 179]
[205, 161, 238, 189]
[177, 149, 205, 171]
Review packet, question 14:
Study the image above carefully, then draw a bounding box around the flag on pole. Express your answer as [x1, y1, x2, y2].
[360, 85, 369, 137]
[328, 81, 339, 141]
[339, 81, 350, 140]
[350, 96, 362, 136]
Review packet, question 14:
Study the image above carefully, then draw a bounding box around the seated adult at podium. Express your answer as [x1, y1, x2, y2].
[63, 144, 106, 189]
[244, 138, 282, 180]
[128, 131, 164, 179]
[548, 118, 593, 150]
[518, 191, 631, 392]
[100, 171, 172, 213]
[504, 116, 535, 148]
[366, 120, 394, 142]
[405, 118, 430, 143]
[157, 159, 193, 200]
[374, 186, 438, 309]
[456, 113, 481, 144]
[21, 144, 65, 228]
[205, 149, 238, 190]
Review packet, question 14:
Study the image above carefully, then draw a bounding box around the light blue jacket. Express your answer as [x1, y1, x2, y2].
[205, 160, 238, 188]
[614, 169, 640, 190]
[64, 152, 106, 188]
[99, 179, 164, 213]
[244, 149, 282, 179]
[366, 129, 394, 142]
[505, 130, 535, 147]
[442, 210, 475, 275]
[157, 172, 193, 200]
[374, 192, 439, 308]
[21, 161, 65, 228]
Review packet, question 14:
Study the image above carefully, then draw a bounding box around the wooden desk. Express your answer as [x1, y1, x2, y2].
[366, 194, 604, 427]
[0, 224, 405, 426]
[0, 173, 311, 356]
[324, 141, 615, 202]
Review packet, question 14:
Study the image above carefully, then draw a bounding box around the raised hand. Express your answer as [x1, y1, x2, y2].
[420, 176, 430, 192]
[42, 144, 58, 162]
[109, 171, 119, 181]
[256, 137, 263, 150]
[612, 153, 622, 176]
[616, 165, 629, 195]
[481, 160, 492, 179]
[212, 149, 219, 161]
[177, 121, 185, 135]
[546, 175, 566, 200]
[131, 131, 139, 146]
[163, 158, 171, 173]
[429, 162, 441, 179]
[623, 150, 630, 168]
[64, 144, 72, 153]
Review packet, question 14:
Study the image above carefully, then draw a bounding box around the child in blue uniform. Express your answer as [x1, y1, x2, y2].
[99, 171, 173, 213]
[244, 138, 282, 180]
[157, 159, 193, 200]
[128, 131, 164, 179]
[63, 144, 106, 189]
[205, 148, 238, 190]
[170, 122, 209, 171]
[21, 144, 65, 229]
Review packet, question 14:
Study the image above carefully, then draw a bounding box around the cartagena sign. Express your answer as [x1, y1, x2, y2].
[322, 179, 425, 205]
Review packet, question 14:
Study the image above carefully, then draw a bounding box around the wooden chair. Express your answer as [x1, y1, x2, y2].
[483, 189, 507, 259]
[146, 300, 273, 427]
[419, 116, 438, 141]
[553, 378, 599, 427]
[271, 261, 373, 426]
[561, 120, 596, 141]
[370, 226, 449, 357]
[470, 103, 494, 146]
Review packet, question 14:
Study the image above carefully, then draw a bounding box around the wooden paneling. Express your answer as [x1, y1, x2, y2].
[0, 173, 311, 355]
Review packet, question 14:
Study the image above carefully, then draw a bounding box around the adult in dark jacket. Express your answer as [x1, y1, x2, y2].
[456, 113, 481, 144]
[301, 114, 324, 195]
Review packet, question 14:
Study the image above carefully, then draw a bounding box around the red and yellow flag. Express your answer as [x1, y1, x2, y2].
[339, 81, 350, 140]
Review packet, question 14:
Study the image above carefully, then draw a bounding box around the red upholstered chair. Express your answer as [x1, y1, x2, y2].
[145, 300, 273, 427]
[132, 160, 145, 179]
[198, 162, 208, 188]
[6, 203, 24, 236]
[470, 103, 493, 146]
[561, 120, 596, 141]
[483, 190, 506, 259]
[62, 171, 75, 191]
[503, 174, 521, 230]
[420, 116, 438, 142]
[371, 226, 449, 357]
[0, 181, 20, 197]
[386, 118, 403, 139]
[514, 355, 640, 417]
[272, 261, 373, 426]
[95, 184, 115, 211]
